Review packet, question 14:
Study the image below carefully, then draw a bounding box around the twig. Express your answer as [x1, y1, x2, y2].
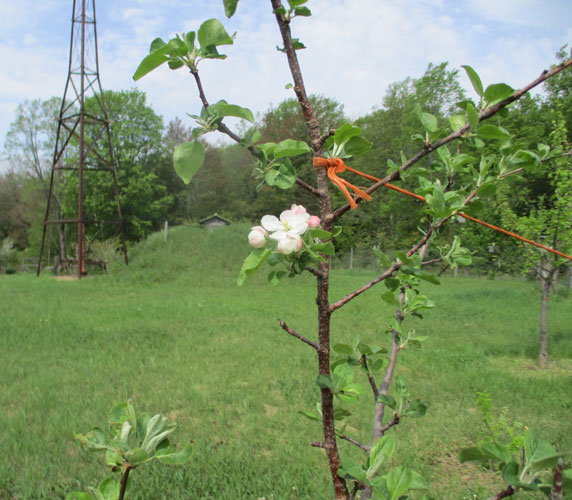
[189, 66, 319, 194]
[118, 466, 133, 500]
[361, 355, 379, 398]
[349, 482, 362, 500]
[378, 413, 400, 435]
[278, 319, 319, 351]
[311, 441, 327, 449]
[339, 434, 370, 453]
[331, 57, 572, 221]
[486, 485, 515, 500]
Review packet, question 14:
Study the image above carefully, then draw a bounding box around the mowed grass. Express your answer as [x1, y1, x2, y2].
[1, 224, 571, 499]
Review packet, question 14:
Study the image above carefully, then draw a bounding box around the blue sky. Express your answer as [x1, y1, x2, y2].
[1, 0, 571, 159]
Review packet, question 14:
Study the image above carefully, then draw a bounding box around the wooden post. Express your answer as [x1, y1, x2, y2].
[164, 220, 168, 242]
[349, 247, 354, 270]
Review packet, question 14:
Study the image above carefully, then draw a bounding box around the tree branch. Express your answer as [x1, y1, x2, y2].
[331, 57, 572, 221]
[361, 355, 379, 399]
[378, 413, 400, 435]
[486, 485, 515, 500]
[339, 434, 370, 453]
[189, 67, 319, 195]
[278, 319, 319, 351]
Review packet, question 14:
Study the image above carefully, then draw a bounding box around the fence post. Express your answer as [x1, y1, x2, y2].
[349, 247, 354, 270]
[164, 221, 168, 242]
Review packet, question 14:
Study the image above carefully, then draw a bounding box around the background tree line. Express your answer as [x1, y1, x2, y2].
[1, 50, 571, 283]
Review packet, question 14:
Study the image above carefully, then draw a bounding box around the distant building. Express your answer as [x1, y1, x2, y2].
[199, 213, 231, 230]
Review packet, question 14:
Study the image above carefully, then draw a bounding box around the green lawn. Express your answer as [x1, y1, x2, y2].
[1, 224, 571, 499]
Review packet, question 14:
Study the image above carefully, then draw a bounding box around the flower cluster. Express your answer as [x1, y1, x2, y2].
[248, 204, 321, 255]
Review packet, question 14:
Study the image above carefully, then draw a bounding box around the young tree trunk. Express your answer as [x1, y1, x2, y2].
[567, 266, 572, 289]
[538, 260, 552, 368]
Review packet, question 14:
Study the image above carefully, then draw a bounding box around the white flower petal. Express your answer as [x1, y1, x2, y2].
[261, 215, 281, 232]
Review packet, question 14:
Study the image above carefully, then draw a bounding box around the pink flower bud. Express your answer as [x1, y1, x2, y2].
[290, 204, 308, 216]
[308, 215, 321, 229]
[248, 226, 268, 248]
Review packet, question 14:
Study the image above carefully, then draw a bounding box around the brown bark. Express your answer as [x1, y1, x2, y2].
[538, 259, 553, 368]
[269, 1, 347, 498]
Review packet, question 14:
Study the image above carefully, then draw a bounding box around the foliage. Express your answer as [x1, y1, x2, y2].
[67, 400, 192, 500]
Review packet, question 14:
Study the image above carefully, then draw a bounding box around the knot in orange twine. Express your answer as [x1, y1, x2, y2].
[313, 157, 380, 210]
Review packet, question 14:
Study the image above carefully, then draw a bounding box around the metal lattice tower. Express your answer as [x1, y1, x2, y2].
[37, 0, 128, 278]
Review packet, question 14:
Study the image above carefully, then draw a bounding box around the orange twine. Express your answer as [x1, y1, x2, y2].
[313, 156, 572, 262]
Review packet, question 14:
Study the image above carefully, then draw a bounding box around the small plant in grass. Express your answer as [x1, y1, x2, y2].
[475, 389, 525, 455]
[66, 400, 193, 500]
[133, 1, 572, 498]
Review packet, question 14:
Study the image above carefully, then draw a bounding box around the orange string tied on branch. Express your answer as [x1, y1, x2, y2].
[313, 157, 380, 209]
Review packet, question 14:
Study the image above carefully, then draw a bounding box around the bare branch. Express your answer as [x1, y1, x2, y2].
[339, 434, 370, 453]
[305, 266, 325, 279]
[332, 57, 572, 220]
[278, 319, 319, 351]
[551, 458, 565, 500]
[311, 441, 327, 449]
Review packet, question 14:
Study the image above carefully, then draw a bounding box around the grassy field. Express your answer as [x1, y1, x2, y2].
[1, 224, 571, 499]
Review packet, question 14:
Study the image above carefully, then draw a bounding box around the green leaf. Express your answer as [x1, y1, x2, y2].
[449, 114, 466, 131]
[312, 241, 335, 256]
[484, 83, 514, 107]
[168, 58, 184, 70]
[265, 163, 296, 189]
[133, 48, 170, 81]
[156, 443, 194, 465]
[381, 291, 400, 308]
[332, 343, 355, 357]
[461, 65, 484, 97]
[267, 270, 287, 285]
[334, 123, 361, 146]
[294, 6, 312, 16]
[97, 478, 120, 500]
[477, 124, 510, 140]
[150, 37, 167, 52]
[298, 410, 320, 422]
[75, 428, 110, 451]
[377, 394, 396, 408]
[502, 461, 521, 486]
[477, 183, 497, 199]
[198, 19, 233, 47]
[108, 403, 129, 426]
[368, 434, 396, 478]
[459, 444, 511, 464]
[419, 111, 438, 133]
[212, 102, 254, 122]
[184, 31, 196, 49]
[467, 102, 479, 130]
[509, 150, 540, 171]
[339, 457, 368, 482]
[523, 430, 563, 474]
[316, 374, 332, 389]
[173, 141, 205, 184]
[273, 139, 311, 158]
[223, 0, 239, 18]
[309, 228, 332, 240]
[344, 135, 372, 157]
[384, 467, 428, 499]
[288, 0, 308, 7]
[125, 447, 149, 466]
[237, 248, 271, 286]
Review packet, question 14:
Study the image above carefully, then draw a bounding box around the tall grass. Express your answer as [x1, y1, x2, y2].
[1, 224, 570, 499]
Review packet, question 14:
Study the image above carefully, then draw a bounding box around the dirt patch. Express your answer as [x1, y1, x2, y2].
[492, 356, 572, 378]
[53, 275, 79, 281]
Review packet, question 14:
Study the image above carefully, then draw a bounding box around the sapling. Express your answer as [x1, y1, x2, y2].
[133, 1, 572, 498]
[66, 400, 193, 500]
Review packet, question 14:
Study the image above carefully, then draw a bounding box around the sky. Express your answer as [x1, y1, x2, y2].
[1, 0, 571, 163]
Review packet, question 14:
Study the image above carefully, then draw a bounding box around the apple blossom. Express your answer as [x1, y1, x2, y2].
[261, 207, 309, 242]
[277, 233, 304, 255]
[248, 226, 268, 248]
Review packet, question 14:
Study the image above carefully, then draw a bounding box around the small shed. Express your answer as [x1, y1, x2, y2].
[199, 213, 231, 231]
